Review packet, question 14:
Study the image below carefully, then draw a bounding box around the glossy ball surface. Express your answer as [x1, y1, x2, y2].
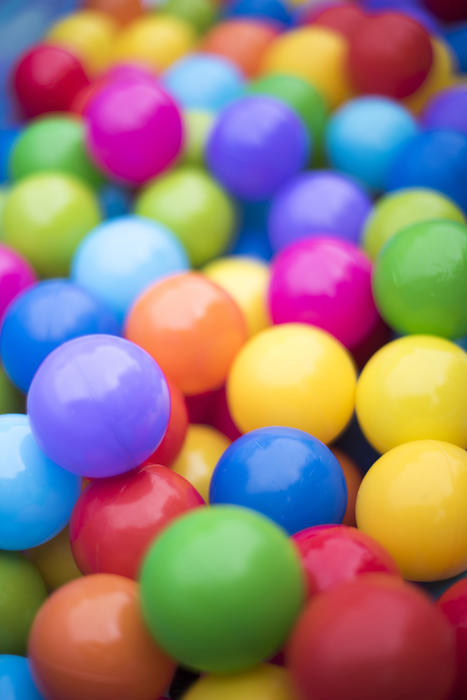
[183, 664, 297, 700]
[0, 655, 44, 700]
[0, 244, 36, 324]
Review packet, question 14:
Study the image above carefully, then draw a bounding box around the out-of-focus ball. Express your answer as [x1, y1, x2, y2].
[438, 578, 467, 699]
[144, 379, 189, 467]
[302, 1, 366, 38]
[98, 183, 133, 219]
[0, 654, 44, 700]
[182, 109, 214, 165]
[405, 38, 457, 114]
[182, 664, 298, 700]
[164, 0, 218, 34]
[25, 528, 81, 592]
[84, 0, 144, 25]
[421, 86, 467, 135]
[0, 243, 36, 324]
[223, 0, 294, 27]
[331, 448, 362, 526]
[0, 128, 20, 183]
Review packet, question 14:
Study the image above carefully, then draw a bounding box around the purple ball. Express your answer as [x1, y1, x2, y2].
[421, 86, 467, 135]
[268, 171, 372, 252]
[206, 95, 310, 201]
[27, 335, 170, 478]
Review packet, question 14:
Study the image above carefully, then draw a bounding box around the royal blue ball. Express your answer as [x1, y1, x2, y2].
[209, 427, 347, 534]
[98, 183, 132, 219]
[223, 0, 294, 27]
[444, 24, 467, 73]
[0, 655, 44, 700]
[421, 86, 467, 136]
[0, 128, 19, 183]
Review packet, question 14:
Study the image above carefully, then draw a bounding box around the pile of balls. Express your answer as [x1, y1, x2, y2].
[0, 0, 466, 698]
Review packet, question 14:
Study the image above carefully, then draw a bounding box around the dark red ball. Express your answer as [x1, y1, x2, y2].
[302, 2, 366, 39]
[438, 578, 467, 700]
[144, 380, 188, 466]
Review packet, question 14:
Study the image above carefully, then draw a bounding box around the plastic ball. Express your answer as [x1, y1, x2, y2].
[28, 574, 176, 700]
[210, 427, 347, 533]
[72, 216, 188, 325]
[135, 167, 235, 266]
[202, 19, 279, 77]
[0, 244, 36, 324]
[208, 385, 242, 441]
[13, 45, 90, 119]
[84, 0, 144, 24]
[331, 448, 362, 526]
[182, 664, 297, 700]
[268, 171, 372, 252]
[0, 553, 46, 655]
[145, 380, 188, 466]
[140, 506, 305, 672]
[3, 173, 101, 277]
[207, 96, 309, 201]
[70, 464, 204, 579]
[223, 0, 294, 27]
[0, 655, 44, 700]
[348, 12, 433, 99]
[287, 575, 456, 700]
[421, 86, 467, 135]
[25, 529, 81, 592]
[362, 187, 465, 260]
[164, 0, 218, 34]
[356, 441, 467, 581]
[405, 38, 457, 114]
[302, 2, 366, 38]
[260, 27, 352, 109]
[98, 183, 133, 218]
[126, 272, 247, 394]
[0, 127, 20, 183]
[164, 54, 244, 111]
[269, 237, 378, 350]
[356, 335, 467, 453]
[86, 77, 183, 185]
[227, 324, 356, 442]
[0, 279, 118, 392]
[182, 109, 214, 165]
[373, 220, 467, 338]
[172, 424, 231, 501]
[10, 115, 103, 188]
[438, 578, 467, 699]
[444, 24, 467, 74]
[27, 335, 170, 478]
[203, 256, 270, 336]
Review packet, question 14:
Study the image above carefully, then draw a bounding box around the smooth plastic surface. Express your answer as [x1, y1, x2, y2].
[0, 655, 45, 700]
[0, 244, 36, 325]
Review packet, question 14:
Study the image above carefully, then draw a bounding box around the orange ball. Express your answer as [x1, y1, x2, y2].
[331, 448, 362, 527]
[125, 272, 247, 395]
[28, 574, 176, 700]
[202, 19, 280, 78]
[84, 0, 144, 25]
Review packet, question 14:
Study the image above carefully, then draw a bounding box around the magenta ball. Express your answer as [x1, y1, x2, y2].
[86, 76, 184, 185]
[268, 236, 379, 349]
[0, 244, 37, 324]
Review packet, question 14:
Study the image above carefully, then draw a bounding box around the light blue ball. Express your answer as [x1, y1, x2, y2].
[71, 215, 189, 324]
[0, 414, 80, 550]
[326, 97, 418, 191]
[0, 655, 45, 700]
[163, 54, 244, 111]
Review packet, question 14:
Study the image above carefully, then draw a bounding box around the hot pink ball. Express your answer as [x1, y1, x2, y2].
[268, 236, 379, 350]
[86, 76, 183, 185]
[0, 244, 37, 324]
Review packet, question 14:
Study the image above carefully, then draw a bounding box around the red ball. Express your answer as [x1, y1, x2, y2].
[70, 464, 204, 579]
[209, 385, 242, 441]
[292, 525, 400, 597]
[13, 44, 90, 118]
[287, 574, 456, 700]
[348, 12, 433, 99]
[438, 578, 467, 700]
[302, 2, 366, 39]
[144, 380, 188, 466]
[185, 389, 216, 424]
[350, 316, 392, 370]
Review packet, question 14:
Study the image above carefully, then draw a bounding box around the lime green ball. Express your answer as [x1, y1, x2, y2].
[0, 552, 47, 654]
[10, 116, 104, 189]
[3, 173, 101, 277]
[182, 110, 215, 166]
[0, 188, 7, 237]
[0, 367, 24, 413]
[162, 0, 218, 33]
[363, 188, 466, 260]
[373, 219, 467, 339]
[140, 506, 304, 673]
[135, 166, 235, 266]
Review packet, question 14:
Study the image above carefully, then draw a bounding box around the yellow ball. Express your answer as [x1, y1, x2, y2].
[24, 528, 81, 591]
[260, 27, 352, 109]
[356, 336, 467, 454]
[405, 39, 457, 114]
[227, 324, 356, 442]
[183, 664, 299, 700]
[203, 257, 270, 337]
[47, 10, 118, 76]
[109, 14, 195, 72]
[172, 424, 231, 501]
[356, 440, 467, 581]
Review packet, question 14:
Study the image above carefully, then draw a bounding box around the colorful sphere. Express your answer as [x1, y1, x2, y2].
[287, 575, 456, 700]
[405, 38, 457, 115]
[3, 173, 101, 277]
[164, 0, 218, 34]
[25, 528, 81, 592]
[28, 575, 176, 700]
[182, 664, 297, 700]
[71, 215, 188, 324]
[422, 86, 467, 135]
[356, 441, 467, 581]
[438, 578, 467, 699]
[227, 324, 356, 442]
[373, 220, 467, 338]
[268, 171, 372, 252]
[135, 167, 235, 266]
[27, 335, 170, 478]
[0, 128, 20, 183]
[0, 655, 44, 700]
[332, 448, 362, 526]
[0, 244, 36, 324]
[202, 19, 279, 77]
[182, 109, 214, 165]
[223, 0, 293, 26]
[303, 2, 366, 38]
[84, 0, 144, 25]
[269, 237, 378, 350]
[207, 96, 309, 200]
[146, 380, 188, 466]
[140, 506, 304, 672]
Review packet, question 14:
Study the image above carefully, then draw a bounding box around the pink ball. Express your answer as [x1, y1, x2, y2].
[268, 236, 379, 349]
[0, 244, 37, 324]
[86, 76, 184, 185]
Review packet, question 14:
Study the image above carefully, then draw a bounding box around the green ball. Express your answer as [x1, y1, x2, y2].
[373, 219, 467, 339]
[135, 166, 235, 267]
[363, 188, 466, 260]
[182, 110, 215, 166]
[0, 188, 7, 237]
[3, 173, 101, 277]
[139, 506, 305, 673]
[0, 552, 47, 654]
[0, 367, 24, 413]
[10, 116, 104, 189]
[162, 0, 218, 33]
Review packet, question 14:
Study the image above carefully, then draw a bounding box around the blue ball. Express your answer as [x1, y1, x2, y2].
[0, 655, 44, 700]
[0, 128, 19, 183]
[0, 279, 119, 392]
[0, 414, 80, 550]
[209, 427, 347, 534]
[387, 129, 467, 212]
[444, 24, 467, 73]
[230, 201, 273, 260]
[71, 215, 189, 324]
[223, 0, 294, 27]
[163, 54, 244, 112]
[326, 97, 419, 191]
[98, 183, 132, 219]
